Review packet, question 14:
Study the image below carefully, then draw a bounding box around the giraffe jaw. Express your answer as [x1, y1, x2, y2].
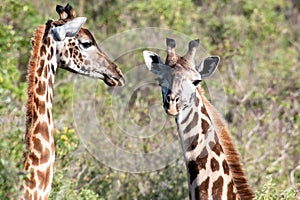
[60, 65, 125, 86]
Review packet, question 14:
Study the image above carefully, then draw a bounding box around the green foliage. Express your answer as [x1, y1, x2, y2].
[0, 108, 25, 199]
[0, 0, 299, 199]
[0, 1, 38, 199]
[120, 0, 197, 33]
[54, 127, 80, 162]
[255, 176, 296, 200]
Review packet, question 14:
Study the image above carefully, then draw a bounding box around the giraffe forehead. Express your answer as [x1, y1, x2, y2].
[168, 59, 200, 77]
[77, 28, 96, 43]
[163, 68, 200, 86]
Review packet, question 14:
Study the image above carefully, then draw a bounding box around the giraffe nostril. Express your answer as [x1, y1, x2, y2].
[166, 95, 171, 103]
[166, 94, 180, 103]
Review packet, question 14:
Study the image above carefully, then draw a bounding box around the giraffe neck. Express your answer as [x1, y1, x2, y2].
[175, 90, 239, 200]
[23, 25, 57, 200]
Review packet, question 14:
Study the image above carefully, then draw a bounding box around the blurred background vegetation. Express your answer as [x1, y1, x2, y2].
[0, 0, 299, 199]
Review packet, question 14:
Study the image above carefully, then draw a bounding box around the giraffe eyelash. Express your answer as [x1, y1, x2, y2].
[79, 41, 93, 49]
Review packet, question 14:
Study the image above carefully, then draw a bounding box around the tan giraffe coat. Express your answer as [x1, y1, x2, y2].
[143, 38, 254, 199]
[22, 4, 125, 199]
[197, 87, 254, 199]
[23, 25, 55, 200]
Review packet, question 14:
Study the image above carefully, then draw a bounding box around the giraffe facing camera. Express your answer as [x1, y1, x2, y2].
[143, 38, 254, 200]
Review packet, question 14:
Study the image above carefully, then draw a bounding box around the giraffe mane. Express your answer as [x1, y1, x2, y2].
[26, 25, 45, 140]
[197, 86, 255, 199]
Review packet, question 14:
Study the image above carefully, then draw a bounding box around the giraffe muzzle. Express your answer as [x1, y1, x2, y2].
[104, 74, 125, 87]
[164, 93, 180, 116]
[166, 102, 179, 116]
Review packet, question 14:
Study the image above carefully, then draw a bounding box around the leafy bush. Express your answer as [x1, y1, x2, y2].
[0, 0, 299, 199]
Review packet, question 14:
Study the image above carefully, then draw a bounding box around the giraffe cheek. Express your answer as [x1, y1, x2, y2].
[84, 59, 91, 65]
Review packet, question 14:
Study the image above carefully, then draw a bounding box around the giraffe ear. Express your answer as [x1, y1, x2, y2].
[52, 17, 87, 41]
[143, 51, 167, 76]
[197, 56, 220, 79]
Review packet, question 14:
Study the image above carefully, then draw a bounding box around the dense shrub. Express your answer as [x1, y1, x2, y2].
[0, 0, 299, 199]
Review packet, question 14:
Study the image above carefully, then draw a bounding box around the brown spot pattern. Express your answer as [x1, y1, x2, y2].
[40, 148, 50, 164]
[185, 134, 199, 151]
[37, 170, 45, 190]
[29, 152, 39, 166]
[43, 165, 51, 190]
[194, 177, 209, 200]
[183, 112, 198, 134]
[33, 122, 49, 142]
[181, 108, 192, 125]
[43, 65, 48, 78]
[69, 48, 73, 56]
[195, 96, 200, 107]
[34, 96, 40, 107]
[47, 52, 51, 61]
[47, 108, 51, 124]
[212, 176, 224, 200]
[227, 181, 237, 200]
[187, 147, 208, 184]
[212, 141, 223, 156]
[64, 49, 69, 57]
[48, 75, 53, 89]
[201, 105, 210, 119]
[40, 45, 46, 56]
[51, 64, 55, 74]
[222, 160, 230, 175]
[24, 161, 29, 171]
[188, 161, 200, 184]
[201, 118, 209, 134]
[79, 54, 83, 62]
[208, 141, 215, 150]
[32, 136, 43, 153]
[211, 157, 220, 172]
[36, 66, 43, 77]
[50, 46, 54, 55]
[32, 109, 38, 124]
[29, 171, 36, 189]
[44, 37, 50, 46]
[36, 80, 46, 95]
[50, 94, 53, 104]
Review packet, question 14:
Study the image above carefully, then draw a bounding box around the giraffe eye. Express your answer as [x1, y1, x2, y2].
[192, 80, 201, 86]
[80, 41, 93, 49]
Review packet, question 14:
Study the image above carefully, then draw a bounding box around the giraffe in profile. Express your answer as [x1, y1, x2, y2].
[143, 38, 254, 199]
[22, 4, 124, 200]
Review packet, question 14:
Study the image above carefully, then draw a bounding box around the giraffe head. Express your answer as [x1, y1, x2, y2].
[143, 38, 219, 116]
[44, 3, 124, 86]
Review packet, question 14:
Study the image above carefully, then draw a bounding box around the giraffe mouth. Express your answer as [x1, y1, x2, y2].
[166, 109, 179, 116]
[104, 74, 125, 87]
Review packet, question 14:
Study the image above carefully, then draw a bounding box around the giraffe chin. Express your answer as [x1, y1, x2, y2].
[166, 110, 179, 116]
[166, 104, 179, 116]
[104, 76, 125, 87]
